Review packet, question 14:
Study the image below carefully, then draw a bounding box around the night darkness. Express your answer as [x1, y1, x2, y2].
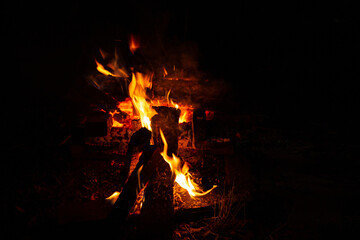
[3, 0, 360, 239]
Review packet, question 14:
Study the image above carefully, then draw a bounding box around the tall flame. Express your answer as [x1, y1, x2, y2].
[159, 129, 216, 198]
[128, 72, 157, 131]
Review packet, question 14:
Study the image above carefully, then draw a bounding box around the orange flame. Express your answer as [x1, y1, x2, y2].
[106, 191, 120, 205]
[157, 89, 192, 124]
[159, 129, 216, 198]
[128, 72, 157, 131]
[95, 49, 128, 77]
[162, 66, 168, 77]
[129, 34, 140, 54]
[179, 111, 188, 123]
[95, 59, 120, 77]
[117, 98, 134, 118]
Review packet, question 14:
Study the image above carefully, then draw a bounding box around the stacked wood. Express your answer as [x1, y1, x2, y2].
[109, 107, 181, 239]
[152, 78, 229, 108]
[83, 110, 112, 137]
[192, 108, 207, 148]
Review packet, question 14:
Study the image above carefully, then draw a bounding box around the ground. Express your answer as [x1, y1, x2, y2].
[5, 105, 359, 239]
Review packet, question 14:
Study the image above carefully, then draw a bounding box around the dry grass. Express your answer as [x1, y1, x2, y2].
[173, 183, 249, 239]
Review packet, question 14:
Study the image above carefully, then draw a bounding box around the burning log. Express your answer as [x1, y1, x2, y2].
[118, 127, 152, 186]
[109, 145, 156, 226]
[136, 148, 174, 239]
[110, 145, 174, 238]
[151, 106, 181, 155]
[130, 106, 180, 239]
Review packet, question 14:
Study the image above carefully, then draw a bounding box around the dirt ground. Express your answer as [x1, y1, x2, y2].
[5, 106, 359, 239]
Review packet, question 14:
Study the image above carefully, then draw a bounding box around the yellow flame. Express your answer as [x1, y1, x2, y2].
[163, 66, 168, 77]
[159, 129, 216, 198]
[106, 191, 120, 205]
[129, 72, 157, 131]
[179, 111, 187, 123]
[95, 59, 121, 77]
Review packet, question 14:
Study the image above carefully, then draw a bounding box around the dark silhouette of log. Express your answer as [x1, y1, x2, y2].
[133, 106, 181, 239]
[151, 106, 181, 155]
[136, 149, 174, 240]
[118, 127, 152, 188]
[109, 108, 180, 239]
[109, 144, 157, 224]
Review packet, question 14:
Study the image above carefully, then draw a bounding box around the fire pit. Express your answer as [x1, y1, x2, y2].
[66, 35, 231, 239]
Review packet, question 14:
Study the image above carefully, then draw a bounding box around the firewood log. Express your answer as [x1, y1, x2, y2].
[136, 149, 174, 240]
[109, 145, 156, 225]
[119, 128, 151, 190]
[151, 106, 181, 156]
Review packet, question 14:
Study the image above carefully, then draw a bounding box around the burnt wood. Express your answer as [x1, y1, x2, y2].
[109, 145, 157, 225]
[151, 106, 181, 156]
[133, 107, 181, 239]
[89, 74, 130, 102]
[119, 128, 152, 190]
[152, 78, 229, 108]
[136, 149, 174, 240]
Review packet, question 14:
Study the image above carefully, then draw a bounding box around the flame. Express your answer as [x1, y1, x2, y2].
[117, 98, 134, 118]
[95, 49, 128, 77]
[159, 129, 216, 198]
[128, 72, 157, 131]
[95, 59, 120, 77]
[163, 66, 168, 77]
[106, 191, 120, 205]
[129, 34, 140, 54]
[106, 109, 123, 128]
[179, 111, 187, 124]
[153, 89, 192, 124]
[112, 119, 124, 128]
[99, 48, 107, 59]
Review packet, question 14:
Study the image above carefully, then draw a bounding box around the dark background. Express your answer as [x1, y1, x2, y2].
[3, 0, 359, 137]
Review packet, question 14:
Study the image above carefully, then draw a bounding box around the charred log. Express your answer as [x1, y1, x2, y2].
[151, 106, 181, 155]
[88, 74, 130, 102]
[119, 127, 152, 188]
[131, 107, 180, 239]
[136, 149, 174, 240]
[109, 145, 156, 225]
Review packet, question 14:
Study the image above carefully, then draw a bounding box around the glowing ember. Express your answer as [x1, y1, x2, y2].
[117, 98, 134, 118]
[160, 129, 216, 198]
